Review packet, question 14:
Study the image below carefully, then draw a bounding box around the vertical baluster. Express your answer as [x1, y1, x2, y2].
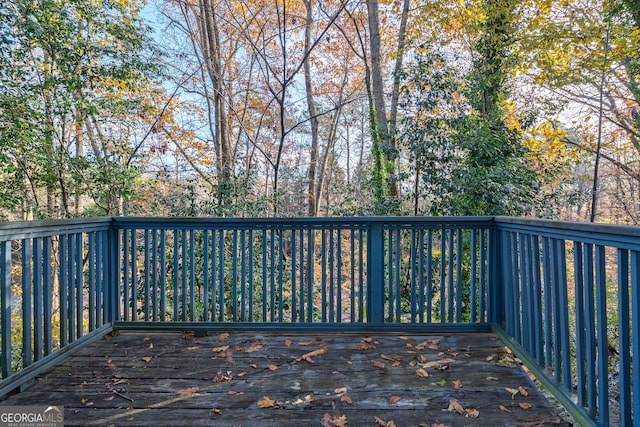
[306, 228, 313, 322]
[33, 238, 43, 360]
[426, 229, 433, 323]
[470, 229, 477, 323]
[387, 228, 394, 323]
[511, 232, 521, 342]
[479, 229, 487, 322]
[542, 236, 553, 370]
[531, 235, 543, 364]
[336, 228, 343, 323]
[277, 229, 283, 323]
[131, 230, 138, 322]
[617, 248, 631, 426]
[240, 230, 247, 322]
[59, 234, 68, 347]
[500, 231, 513, 335]
[189, 230, 195, 321]
[67, 234, 76, 343]
[329, 229, 335, 323]
[1, 241, 11, 377]
[584, 243, 597, 418]
[358, 228, 364, 322]
[123, 230, 130, 322]
[395, 228, 401, 323]
[180, 229, 187, 321]
[151, 230, 158, 321]
[22, 239, 33, 366]
[418, 228, 425, 323]
[232, 230, 239, 322]
[557, 239, 571, 390]
[350, 229, 356, 323]
[173, 230, 179, 321]
[75, 233, 83, 339]
[595, 245, 609, 425]
[298, 229, 305, 322]
[144, 230, 150, 321]
[248, 229, 254, 322]
[269, 229, 275, 322]
[447, 229, 455, 323]
[322, 229, 328, 322]
[88, 232, 96, 331]
[43, 237, 52, 356]
[218, 229, 225, 321]
[455, 229, 463, 323]
[262, 229, 267, 322]
[160, 230, 166, 321]
[410, 228, 417, 323]
[440, 229, 446, 323]
[550, 238, 562, 384]
[631, 250, 640, 423]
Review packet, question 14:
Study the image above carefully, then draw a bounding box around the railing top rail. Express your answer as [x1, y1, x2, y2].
[112, 216, 496, 229]
[0, 217, 112, 241]
[495, 216, 640, 249]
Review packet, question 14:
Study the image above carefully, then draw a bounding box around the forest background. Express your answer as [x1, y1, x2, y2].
[1, 0, 639, 223]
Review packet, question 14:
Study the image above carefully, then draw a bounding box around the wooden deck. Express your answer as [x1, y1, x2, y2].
[2, 332, 572, 426]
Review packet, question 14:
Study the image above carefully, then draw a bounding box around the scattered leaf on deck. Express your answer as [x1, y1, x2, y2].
[258, 396, 275, 408]
[448, 399, 464, 415]
[210, 408, 222, 415]
[215, 333, 229, 341]
[176, 387, 199, 396]
[284, 339, 293, 347]
[499, 405, 511, 413]
[453, 379, 463, 389]
[416, 368, 429, 378]
[321, 413, 348, 427]
[371, 360, 385, 369]
[268, 364, 278, 371]
[381, 354, 398, 362]
[465, 408, 480, 418]
[298, 341, 316, 346]
[334, 387, 348, 396]
[141, 356, 152, 363]
[486, 376, 499, 381]
[294, 348, 328, 363]
[374, 416, 397, 426]
[148, 343, 154, 349]
[506, 387, 520, 399]
[340, 394, 353, 404]
[388, 395, 401, 405]
[212, 345, 229, 353]
[519, 402, 533, 410]
[518, 386, 529, 396]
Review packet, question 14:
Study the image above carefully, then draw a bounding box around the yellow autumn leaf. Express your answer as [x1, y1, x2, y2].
[257, 396, 275, 408]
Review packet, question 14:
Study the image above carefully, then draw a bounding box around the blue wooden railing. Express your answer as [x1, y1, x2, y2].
[0, 216, 638, 426]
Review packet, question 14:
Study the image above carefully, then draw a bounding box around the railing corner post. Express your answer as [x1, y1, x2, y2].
[368, 221, 385, 324]
[106, 218, 120, 324]
[488, 221, 504, 327]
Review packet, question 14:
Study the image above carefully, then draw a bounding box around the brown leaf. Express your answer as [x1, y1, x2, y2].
[176, 387, 199, 396]
[416, 368, 429, 378]
[505, 387, 519, 399]
[391, 360, 401, 367]
[381, 354, 398, 362]
[257, 396, 275, 408]
[244, 341, 267, 353]
[210, 408, 222, 415]
[499, 405, 511, 413]
[448, 399, 465, 415]
[371, 360, 385, 369]
[284, 339, 293, 347]
[465, 408, 480, 418]
[298, 340, 316, 346]
[268, 364, 278, 371]
[141, 356, 152, 363]
[215, 333, 230, 341]
[294, 347, 328, 363]
[519, 402, 533, 410]
[332, 414, 348, 427]
[334, 387, 348, 396]
[374, 416, 397, 427]
[340, 394, 353, 404]
[486, 376, 499, 381]
[212, 345, 229, 353]
[148, 343, 154, 349]
[388, 395, 401, 405]
[518, 386, 529, 396]
[453, 379, 463, 389]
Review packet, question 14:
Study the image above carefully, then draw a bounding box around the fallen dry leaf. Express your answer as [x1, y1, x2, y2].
[519, 402, 533, 410]
[340, 395, 353, 404]
[453, 379, 463, 389]
[371, 360, 385, 369]
[499, 405, 511, 413]
[505, 387, 520, 399]
[268, 364, 278, 371]
[518, 386, 529, 396]
[381, 354, 399, 362]
[486, 376, 499, 381]
[215, 333, 229, 341]
[322, 413, 348, 427]
[416, 368, 429, 378]
[294, 347, 328, 363]
[148, 343, 154, 349]
[298, 340, 316, 346]
[141, 356, 152, 363]
[284, 339, 293, 347]
[374, 416, 397, 427]
[176, 387, 199, 396]
[465, 408, 480, 418]
[448, 399, 465, 415]
[212, 345, 229, 353]
[388, 395, 401, 405]
[210, 408, 222, 415]
[335, 387, 348, 396]
[257, 396, 275, 408]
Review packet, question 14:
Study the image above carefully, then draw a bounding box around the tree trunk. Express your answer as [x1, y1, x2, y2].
[304, 0, 320, 217]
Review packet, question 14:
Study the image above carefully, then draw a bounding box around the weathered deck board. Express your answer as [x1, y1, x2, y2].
[2, 332, 571, 426]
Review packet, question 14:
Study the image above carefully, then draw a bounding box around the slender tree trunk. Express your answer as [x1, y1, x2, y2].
[304, 0, 320, 217]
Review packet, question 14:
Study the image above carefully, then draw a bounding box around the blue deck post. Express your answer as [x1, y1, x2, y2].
[488, 225, 503, 327]
[368, 221, 384, 324]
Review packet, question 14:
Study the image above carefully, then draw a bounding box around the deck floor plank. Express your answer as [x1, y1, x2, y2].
[2, 332, 571, 426]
